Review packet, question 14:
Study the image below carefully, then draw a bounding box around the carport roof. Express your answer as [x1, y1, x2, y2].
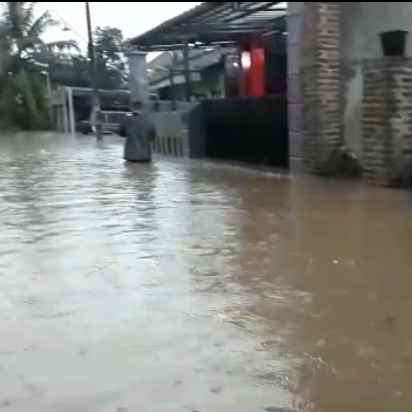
[128, 2, 287, 51]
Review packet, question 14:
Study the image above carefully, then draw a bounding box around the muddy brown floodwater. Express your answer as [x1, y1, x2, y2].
[0, 133, 412, 411]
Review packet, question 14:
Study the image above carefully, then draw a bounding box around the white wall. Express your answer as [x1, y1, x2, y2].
[341, 2, 412, 158]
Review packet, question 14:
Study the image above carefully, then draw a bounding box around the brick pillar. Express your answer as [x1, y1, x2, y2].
[287, 2, 342, 173]
[362, 58, 412, 186]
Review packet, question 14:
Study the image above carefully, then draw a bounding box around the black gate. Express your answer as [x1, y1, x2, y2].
[187, 96, 288, 168]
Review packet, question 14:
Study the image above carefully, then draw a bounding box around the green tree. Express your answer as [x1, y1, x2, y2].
[0, 2, 78, 129]
[94, 26, 127, 90]
[48, 55, 90, 89]
[46, 26, 127, 91]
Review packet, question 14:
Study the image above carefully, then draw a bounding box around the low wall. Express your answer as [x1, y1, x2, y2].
[150, 97, 289, 167]
[150, 100, 201, 158]
[151, 110, 189, 158]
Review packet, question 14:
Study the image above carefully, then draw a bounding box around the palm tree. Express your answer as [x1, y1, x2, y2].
[0, 2, 79, 129]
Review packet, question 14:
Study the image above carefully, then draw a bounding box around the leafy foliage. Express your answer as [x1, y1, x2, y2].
[0, 2, 127, 130]
[0, 1, 78, 129]
[94, 26, 127, 89]
[49, 26, 127, 91]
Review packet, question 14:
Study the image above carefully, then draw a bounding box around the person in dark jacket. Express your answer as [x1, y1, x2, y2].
[118, 101, 156, 162]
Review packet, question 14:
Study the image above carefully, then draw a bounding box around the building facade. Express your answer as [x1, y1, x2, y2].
[147, 49, 229, 100]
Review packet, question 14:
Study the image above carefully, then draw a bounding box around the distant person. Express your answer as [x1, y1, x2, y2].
[94, 109, 104, 140]
[118, 101, 156, 163]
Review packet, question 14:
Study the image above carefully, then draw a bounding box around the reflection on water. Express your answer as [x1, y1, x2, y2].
[0, 133, 412, 411]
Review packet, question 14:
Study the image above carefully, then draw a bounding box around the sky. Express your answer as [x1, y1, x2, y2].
[39, 2, 200, 57]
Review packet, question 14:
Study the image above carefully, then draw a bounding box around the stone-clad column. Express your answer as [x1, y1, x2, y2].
[287, 2, 342, 173]
[125, 51, 150, 105]
[287, 2, 304, 172]
[362, 58, 412, 186]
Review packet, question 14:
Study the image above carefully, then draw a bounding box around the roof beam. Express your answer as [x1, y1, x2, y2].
[223, 4, 285, 24]
[167, 24, 274, 33]
[189, 2, 281, 25]
[128, 2, 287, 49]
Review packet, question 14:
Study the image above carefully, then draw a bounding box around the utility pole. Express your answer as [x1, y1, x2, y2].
[85, 1, 102, 140]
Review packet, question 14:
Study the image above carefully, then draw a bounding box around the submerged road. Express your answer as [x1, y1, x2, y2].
[1, 133, 412, 412]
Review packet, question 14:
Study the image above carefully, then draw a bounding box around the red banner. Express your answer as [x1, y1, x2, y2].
[250, 46, 265, 97]
[237, 42, 265, 97]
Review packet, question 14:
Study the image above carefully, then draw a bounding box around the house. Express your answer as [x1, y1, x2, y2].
[147, 47, 235, 100]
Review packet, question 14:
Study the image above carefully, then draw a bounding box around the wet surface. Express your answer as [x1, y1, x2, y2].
[1, 132, 412, 411]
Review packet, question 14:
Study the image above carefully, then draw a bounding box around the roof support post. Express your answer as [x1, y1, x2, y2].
[67, 87, 76, 137]
[183, 40, 191, 102]
[170, 52, 179, 110]
[169, 69, 177, 110]
[126, 51, 150, 106]
[62, 87, 69, 134]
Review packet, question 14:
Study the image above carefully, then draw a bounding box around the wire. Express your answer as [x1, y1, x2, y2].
[48, 7, 127, 78]
[49, 8, 88, 44]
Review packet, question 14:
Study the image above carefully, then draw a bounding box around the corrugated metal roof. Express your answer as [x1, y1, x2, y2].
[128, 2, 286, 51]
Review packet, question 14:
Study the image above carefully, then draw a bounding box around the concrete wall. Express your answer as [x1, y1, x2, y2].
[151, 111, 187, 157]
[150, 102, 200, 158]
[341, 2, 412, 159]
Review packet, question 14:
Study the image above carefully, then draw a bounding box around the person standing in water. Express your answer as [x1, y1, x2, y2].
[119, 101, 157, 163]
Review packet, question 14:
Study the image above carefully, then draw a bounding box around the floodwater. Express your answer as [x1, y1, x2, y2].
[0, 133, 412, 412]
